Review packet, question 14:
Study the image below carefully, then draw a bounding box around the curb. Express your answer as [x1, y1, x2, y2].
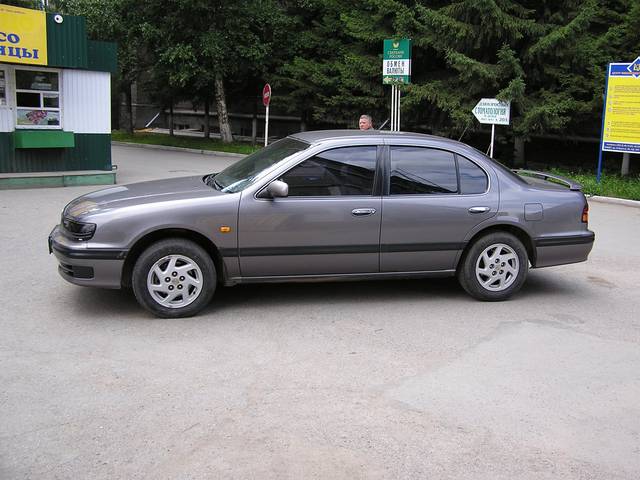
[0, 171, 116, 189]
[111, 141, 247, 158]
[587, 195, 640, 208]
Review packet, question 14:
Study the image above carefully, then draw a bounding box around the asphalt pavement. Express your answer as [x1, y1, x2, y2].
[1, 144, 639, 479]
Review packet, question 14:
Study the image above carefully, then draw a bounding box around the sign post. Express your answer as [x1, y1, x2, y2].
[262, 83, 271, 147]
[383, 39, 411, 131]
[597, 56, 640, 181]
[472, 98, 511, 158]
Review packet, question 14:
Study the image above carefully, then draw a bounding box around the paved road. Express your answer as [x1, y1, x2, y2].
[1, 145, 639, 479]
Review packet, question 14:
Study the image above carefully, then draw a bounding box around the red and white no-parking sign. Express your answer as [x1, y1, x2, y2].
[262, 84, 271, 146]
[262, 84, 271, 107]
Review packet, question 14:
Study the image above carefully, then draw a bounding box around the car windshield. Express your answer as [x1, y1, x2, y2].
[209, 137, 309, 193]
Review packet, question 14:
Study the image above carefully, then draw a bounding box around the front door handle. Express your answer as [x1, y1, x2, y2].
[468, 206, 490, 214]
[351, 208, 376, 216]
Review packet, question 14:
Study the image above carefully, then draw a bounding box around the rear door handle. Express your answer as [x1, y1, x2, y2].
[351, 208, 376, 216]
[468, 206, 490, 214]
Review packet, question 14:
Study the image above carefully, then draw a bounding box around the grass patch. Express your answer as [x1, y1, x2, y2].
[551, 168, 640, 201]
[112, 130, 259, 155]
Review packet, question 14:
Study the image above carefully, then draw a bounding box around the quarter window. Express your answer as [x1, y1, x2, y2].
[282, 146, 377, 196]
[390, 147, 458, 194]
[15, 69, 61, 128]
[457, 154, 488, 194]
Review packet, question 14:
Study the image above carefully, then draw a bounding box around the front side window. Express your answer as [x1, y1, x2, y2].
[15, 69, 60, 127]
[213, 137, 309, 193]
[282, 146, 377, 196]
[390, 147, 458, 194]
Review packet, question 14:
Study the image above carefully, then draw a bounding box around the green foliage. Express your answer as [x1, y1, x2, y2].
[58, 0, 146, 84]
[59, 0, 640, 141]
[550, 169, 640, 200]
[275, 0, 388, 126]
[276, 0, 638, 139]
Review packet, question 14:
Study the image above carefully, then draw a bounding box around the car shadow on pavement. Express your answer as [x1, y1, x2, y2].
[206, 277, 468, 314]
[66, 271, 583, 319]
[70, 287, 141, 317]
[205, 272, 585, 316]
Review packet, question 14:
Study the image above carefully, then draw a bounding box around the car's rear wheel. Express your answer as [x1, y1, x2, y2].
[458, 232, 528, 301]
[132, 238, 216, 318]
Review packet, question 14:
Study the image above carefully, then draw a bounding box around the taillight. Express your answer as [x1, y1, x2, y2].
[581, 203, 589, 223]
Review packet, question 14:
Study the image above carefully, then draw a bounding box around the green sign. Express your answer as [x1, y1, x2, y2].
[383, 39, 411, 84]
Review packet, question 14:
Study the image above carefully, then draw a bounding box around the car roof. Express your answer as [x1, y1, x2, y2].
[289, 129, 462, 147]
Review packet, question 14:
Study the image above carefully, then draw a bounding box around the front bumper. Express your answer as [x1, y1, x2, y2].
[533, 231, 595, 268]
[49, 225, 127, 289]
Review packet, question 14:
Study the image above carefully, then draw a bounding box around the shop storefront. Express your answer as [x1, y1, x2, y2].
[0, 4, 116, 186]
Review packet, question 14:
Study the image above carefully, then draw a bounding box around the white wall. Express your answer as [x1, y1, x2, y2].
[0, 65, 14, 132]
[62, 69, 111, 134]
[0, 107, 13, 132]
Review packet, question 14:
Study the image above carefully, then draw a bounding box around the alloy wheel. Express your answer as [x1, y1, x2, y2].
[475, 243, 520, 292]
[146, 254, 203, 308]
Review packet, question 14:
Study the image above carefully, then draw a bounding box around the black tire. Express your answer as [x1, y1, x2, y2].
[132, 238, 216, 318]
[457, 232, 528, 301]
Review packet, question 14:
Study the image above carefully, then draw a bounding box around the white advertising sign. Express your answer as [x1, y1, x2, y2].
[472, 98, 511, 125]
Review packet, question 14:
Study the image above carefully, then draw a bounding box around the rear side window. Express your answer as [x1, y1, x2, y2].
[457, 155, 488, 194]
[282, 146, 377, 196]
[390, 147, 457, 194]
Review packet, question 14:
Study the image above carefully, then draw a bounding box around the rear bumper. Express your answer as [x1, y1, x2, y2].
[533, 231, 595, 268]
[49, 226, 126, 289]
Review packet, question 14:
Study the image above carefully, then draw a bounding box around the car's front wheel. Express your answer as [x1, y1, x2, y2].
[458, 232, 528, 301]
[132, 238, 216, 318]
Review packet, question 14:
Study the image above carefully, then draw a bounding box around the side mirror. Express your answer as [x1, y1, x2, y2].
[263, 180, 289, 198]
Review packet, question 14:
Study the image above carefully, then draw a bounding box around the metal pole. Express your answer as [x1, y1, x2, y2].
[389, 86, 392, 131]
[397, 87, 401, 131]
[144, 112, 160, 129]
[392, 85, 396, 131]
[490, 123, 495, 158]
[264, 105, 269, 147]
[597, 64, 611, 183]
[621, 152, 630, 176]
[392, 85, 400, 131]
[390, 85, 395, 131]
[394, 86, 398, 131]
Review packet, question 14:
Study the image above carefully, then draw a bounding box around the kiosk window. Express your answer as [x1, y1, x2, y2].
[15, 69, 61, 127]
[0, 70, 6, 106]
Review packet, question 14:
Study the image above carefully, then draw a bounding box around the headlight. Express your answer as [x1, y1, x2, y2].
[62, 217, 96, 240]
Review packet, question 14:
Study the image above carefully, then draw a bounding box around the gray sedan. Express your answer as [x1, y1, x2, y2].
[49, 130, 595, 317]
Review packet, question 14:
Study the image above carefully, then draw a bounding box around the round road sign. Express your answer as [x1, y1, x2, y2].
[262, 84, 271, 107]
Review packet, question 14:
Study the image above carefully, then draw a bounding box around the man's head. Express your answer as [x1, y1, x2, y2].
[359, 115, 373, 131]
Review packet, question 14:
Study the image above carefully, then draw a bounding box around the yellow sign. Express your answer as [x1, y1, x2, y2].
[0, 5, 48, 66]
[602, 60, 640, 152]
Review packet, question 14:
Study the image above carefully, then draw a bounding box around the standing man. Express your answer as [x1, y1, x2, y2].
[359, 115, 374, 130]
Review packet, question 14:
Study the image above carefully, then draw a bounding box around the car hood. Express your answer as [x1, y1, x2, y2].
[64, 175, 223, 218]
